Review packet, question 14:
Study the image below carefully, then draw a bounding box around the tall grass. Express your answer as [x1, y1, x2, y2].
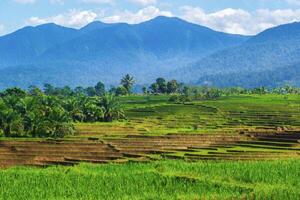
[0, 159, 299, 200]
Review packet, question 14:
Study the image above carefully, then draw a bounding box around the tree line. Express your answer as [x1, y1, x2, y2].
[0, 74, 135, 138]
[1, 74, 299, 138]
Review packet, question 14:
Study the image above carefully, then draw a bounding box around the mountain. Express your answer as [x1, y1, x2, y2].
[0, 23, 79, 67]
[177, 22, 300, 87]
[0, 16, 249, 88]
[195, 63, 300, 88]
[42, 16, 248, 61]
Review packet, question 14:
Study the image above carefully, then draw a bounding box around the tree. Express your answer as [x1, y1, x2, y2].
[115, 86, 128, 96]
[85, 87, 97, 97]
[74, 86, 85, 95]
[28, 85, 43, 96]
[0, 99, 24, 137]
[182, 86, 189, 96]
[204, 88, 222, 99]
[0, 82, 128, 138]
[167, 80, 178, 94]
[60, 86, 73, 96]
[43, 83, 55, 95]
[81, 97, 103, 122]
[100, 94, 124, 122]
[156, 78, 167, 93]
[121, 74, 134, 94]
[1, 87, 26, 98]
[149, 83, 159, 94]
[95, 81, 105, 96]
[142, 87, 148, 95]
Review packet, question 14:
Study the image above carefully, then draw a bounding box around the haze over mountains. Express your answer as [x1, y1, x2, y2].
[179, 22, 300, 88]
[0, 16, 299, 89]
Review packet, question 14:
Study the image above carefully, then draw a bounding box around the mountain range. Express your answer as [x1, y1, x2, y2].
[0, 16, 299, 89]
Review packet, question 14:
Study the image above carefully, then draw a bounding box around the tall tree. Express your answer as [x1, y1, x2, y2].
[121, 74, 135, 94]
[156, 78, 167, 93]
[142, 87, 148, 95]
[100, 94, 124, 122]
[167, 80, 179, 94]
[95, 81, 105, 96]
[115, 86, 128, 96]
[149, 83, 159, 94]
[85, 87, 97, 97]
[43, 83, 55, 95]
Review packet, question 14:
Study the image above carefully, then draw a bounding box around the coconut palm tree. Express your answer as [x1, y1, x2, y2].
[100, 94, 124, 122]
[120, 74, 134, 94]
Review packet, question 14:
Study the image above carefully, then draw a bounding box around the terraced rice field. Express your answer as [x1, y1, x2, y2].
[1, 95, 300, 167]
[1, 131, 299, 167]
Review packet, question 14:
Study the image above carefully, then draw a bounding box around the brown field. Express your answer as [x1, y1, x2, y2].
[1, 130, 299, 168]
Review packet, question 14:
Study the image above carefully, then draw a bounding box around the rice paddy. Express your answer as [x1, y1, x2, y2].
[0, 94, 300, 199]
[0, 159, 299, 199]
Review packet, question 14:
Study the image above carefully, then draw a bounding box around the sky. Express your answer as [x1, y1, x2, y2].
[0, 0, 300, 36]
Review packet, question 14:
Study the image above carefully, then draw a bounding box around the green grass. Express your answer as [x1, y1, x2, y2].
[0, 159, 299, 200]
[75, 94, 300, 137]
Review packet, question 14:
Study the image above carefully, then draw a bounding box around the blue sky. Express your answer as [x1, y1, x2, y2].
[1, 0, 300, 35]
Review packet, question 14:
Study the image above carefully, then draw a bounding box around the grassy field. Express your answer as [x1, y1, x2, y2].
[0, 94, 300, 199]
[0, 159, 299, 200]
[77, 94, 300, 137]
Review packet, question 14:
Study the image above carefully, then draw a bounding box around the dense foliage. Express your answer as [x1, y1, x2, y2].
[0, 86, 124, 138]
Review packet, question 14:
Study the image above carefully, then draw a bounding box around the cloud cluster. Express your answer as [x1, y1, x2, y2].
[181, 6, 300, 35]
[26, 10, 98, 28]
[81, 0, 113, 4]
[49, 0, 64, 5]
[286, 0, 300, 5]
[0, 24, 4, 34]
[128, 0, 157, 6]
[102, 6, 171, 24]
[20, 0, 300, 35]
[25, 6, 172, 28]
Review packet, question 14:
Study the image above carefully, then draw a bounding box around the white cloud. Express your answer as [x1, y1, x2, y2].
[127, 0, 157, 6]
[26, 10, 98, 28]
[81, 0, 113, 4]
[49, 0, 64, 5]
[23, 4, 300, 35]
[102, 6, 172, 24]
[81, 0, 156, 5]
[180, 6, 300, 35]
[0, 24, 4, 34]
[25, 6, 171, 29]
[14, 0, 35, 4]
[286, 0, 300, 5]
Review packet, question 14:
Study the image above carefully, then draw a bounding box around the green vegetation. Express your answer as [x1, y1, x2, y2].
[107, 94, 300, 135]
[0, 76, 300, 199]
[0, 159, 299, 200]
[0, 88, 124, 138]
[2, 78, 300, 138]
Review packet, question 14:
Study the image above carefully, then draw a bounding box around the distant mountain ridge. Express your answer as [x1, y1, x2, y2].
[0, 16, 300, 89]
[0, 16, 249, 88]
[175, 21, 300, 87]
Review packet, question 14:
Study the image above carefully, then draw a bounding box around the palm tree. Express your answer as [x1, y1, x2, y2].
[120, 74, 134, 94]
[100, 94, 124, 122]
[0, 100, 23, 137]
[78, 96, 103, 122]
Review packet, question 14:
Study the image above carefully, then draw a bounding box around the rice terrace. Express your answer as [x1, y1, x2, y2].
[1, 88, 300, 199]
[2, 95, 300, 167]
